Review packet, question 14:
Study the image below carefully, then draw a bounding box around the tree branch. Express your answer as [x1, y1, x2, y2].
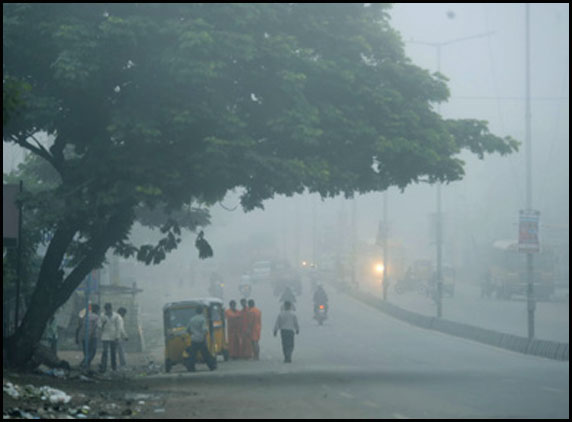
[9, 133, 63, 174]
[30, 133, 54, 161]
[60, 213, 132, 302]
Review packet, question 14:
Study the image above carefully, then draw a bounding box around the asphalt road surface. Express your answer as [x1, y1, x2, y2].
[137, 282, 569, 419]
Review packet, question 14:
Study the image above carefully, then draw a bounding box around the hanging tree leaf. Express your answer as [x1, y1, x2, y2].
[195, 230, 213, 259]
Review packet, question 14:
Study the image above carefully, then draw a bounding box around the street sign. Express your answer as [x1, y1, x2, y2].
[518, 209, 540, 253]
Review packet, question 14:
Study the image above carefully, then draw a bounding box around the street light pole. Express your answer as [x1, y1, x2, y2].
[524, 3, 535, 340]
[351, 197, 357, 289]
[382, 191, 389, 301]
[407, 31, 495, 318]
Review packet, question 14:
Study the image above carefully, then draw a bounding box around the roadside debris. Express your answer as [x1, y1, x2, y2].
[4, 376, 165, 419]
[137, 360, 162, 377]
[4, 382, 70, 403]
[36, 365, 67, 379]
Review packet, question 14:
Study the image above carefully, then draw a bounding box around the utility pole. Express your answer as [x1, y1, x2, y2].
[524, 3, 535, 340]
[294, 197, 300, 267]
[382, 191, 389, 301]
[407, 30, 494, 318]
[351, 197, 357, 289]
[312, 194, 317, 266]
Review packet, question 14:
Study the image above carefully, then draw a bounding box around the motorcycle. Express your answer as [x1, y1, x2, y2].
[314, 303, 327, 325]
[239, 282, 252, 299]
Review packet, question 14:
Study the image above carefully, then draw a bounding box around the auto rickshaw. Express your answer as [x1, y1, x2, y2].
[163, 298, 229, 373]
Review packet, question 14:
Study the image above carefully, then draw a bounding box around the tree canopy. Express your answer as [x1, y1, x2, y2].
[2, 3, 517, 367]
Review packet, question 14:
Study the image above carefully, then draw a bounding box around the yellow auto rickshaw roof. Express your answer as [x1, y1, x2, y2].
[163, 297, 224, 312]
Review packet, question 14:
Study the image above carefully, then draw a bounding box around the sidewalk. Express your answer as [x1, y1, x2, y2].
[362, 282, 569, 343]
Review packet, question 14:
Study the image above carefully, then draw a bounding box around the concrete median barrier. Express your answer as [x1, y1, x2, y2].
[542, 341, 556, 359]
[555, 343, 569, 361]
[526, 339, 542, 357]
[334, 283, 569, 361]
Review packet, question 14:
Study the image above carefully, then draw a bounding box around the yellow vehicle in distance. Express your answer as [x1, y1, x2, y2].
[163, 298, 228, 373]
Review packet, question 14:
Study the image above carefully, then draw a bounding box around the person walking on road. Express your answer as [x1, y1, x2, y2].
[186, 305, 217, 372]
[225, 300, 241, 359]
[98, 303, 122, 372]
[273, 301, 299, 363]
[248, 299, 262, 360]
[239, 298, 253, 359]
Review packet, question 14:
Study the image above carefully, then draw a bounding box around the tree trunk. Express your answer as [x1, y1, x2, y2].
[5, 223, 76, 368]
[6, 211, 133, 369]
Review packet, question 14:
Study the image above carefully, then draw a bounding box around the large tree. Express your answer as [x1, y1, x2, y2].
[3, 3, 517, 368]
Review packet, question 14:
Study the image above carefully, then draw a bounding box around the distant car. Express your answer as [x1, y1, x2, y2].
[273, 277, 302, 297]
[251, 261, 272, 283]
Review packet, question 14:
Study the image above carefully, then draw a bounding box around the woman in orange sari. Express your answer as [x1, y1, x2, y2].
[248, 299, 262, 360]
[239, 298, 254, 359]
[225, 300, 241, 359]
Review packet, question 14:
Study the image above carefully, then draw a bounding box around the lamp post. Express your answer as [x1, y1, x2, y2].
[382, 191, 389, 301]
[407, 30, 495, 318]
[524, 4, 535, 340]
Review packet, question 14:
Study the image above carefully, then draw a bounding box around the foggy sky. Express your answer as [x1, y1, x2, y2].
[3, 3, 569, 283]
[196, 3, 570, 274]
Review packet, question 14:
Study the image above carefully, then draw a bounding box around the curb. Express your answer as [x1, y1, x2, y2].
[339, 283, 568, 362]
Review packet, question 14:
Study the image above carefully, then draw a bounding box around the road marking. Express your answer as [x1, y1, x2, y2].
[392, 413, 410, 419]
[339, 391, 354, 399]
[541, 386, 563, 394]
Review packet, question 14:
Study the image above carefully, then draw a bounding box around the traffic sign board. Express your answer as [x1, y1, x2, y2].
[518, 209, 540, 253]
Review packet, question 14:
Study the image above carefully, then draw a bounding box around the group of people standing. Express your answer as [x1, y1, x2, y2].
[224, 298, 262, 360]
[224, 296, 300, 364]
[188, 295, 301, 370]
[75, 302, 129, 372]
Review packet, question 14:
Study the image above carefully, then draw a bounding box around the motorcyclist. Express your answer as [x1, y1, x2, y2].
[238, 274, 252, 299]
[280, 286, 296, 311]
[313, 284, 328, 313]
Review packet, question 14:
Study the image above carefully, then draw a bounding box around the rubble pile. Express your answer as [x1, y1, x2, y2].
[3, 379, 165, 419]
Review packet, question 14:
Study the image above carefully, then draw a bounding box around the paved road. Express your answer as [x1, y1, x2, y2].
[138, 282, 569, 419]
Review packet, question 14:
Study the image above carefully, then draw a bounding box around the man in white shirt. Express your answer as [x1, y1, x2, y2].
[98, 303, 121, 372]
[273, 301, 299, 363]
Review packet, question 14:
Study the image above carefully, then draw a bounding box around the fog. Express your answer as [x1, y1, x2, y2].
[3, 3, 567, 322]
[3, 3, 568, 418]
[106, 3, 569, 293]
